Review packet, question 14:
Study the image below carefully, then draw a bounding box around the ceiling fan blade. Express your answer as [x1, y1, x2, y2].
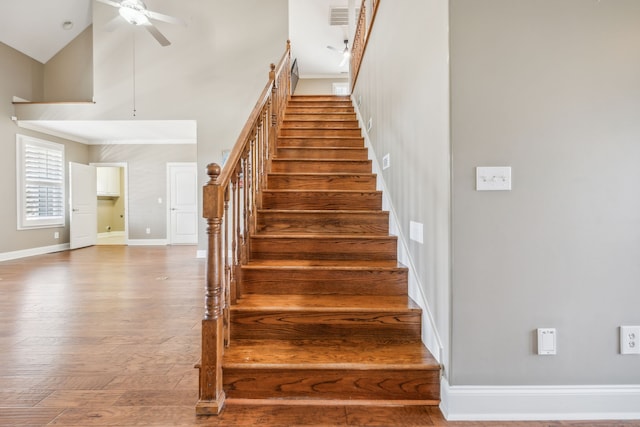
[95, 0, 122, 8]
[143, 22, 171, 46]
[104, 15, 123, 32]
[339, 55, 348, 67]
[327, 45, 341, 53]
[146, 10, 186, 26]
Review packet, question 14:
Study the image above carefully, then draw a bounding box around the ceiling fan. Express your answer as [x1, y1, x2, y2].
[327, 39, 351, 67]
[96, 0, 185, 47]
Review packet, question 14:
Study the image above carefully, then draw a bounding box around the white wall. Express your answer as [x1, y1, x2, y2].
[352, 0, 451, 367]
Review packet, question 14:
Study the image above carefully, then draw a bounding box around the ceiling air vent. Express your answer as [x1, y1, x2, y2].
[330, 7, 358, 26]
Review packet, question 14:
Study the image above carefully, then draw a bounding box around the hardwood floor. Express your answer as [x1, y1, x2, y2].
[0, 246, 637, 426]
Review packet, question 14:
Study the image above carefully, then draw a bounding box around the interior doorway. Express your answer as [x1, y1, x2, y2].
[91, 162, 129, 245]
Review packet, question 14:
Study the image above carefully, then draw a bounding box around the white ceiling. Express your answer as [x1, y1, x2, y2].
[17, 120, 197, 145]
[1, 0, 353, 144]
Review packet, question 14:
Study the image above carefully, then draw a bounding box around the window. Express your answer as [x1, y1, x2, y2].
[16, 135, 65, 229]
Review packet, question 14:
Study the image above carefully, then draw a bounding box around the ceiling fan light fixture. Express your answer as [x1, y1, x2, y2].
[119, 5, 149, 25]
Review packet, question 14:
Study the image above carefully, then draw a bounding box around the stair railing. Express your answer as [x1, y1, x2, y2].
[197, 40, 291, 416]
[350, 0, 380, 92]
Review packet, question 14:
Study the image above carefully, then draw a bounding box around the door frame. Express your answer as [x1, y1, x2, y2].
[166, 162, 198, 245]
[90, 162, 129, 244]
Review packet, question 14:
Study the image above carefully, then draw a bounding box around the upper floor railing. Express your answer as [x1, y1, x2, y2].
[350, 0, 380, 92]
[196, 40, 291, 416]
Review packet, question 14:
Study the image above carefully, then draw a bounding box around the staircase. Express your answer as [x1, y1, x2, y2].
[221, 95, 441, 408]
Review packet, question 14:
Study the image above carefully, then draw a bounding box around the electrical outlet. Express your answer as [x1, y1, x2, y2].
[54, 232, 59, 239]
[620, 326, 640, 355]
[146, 227, 151, 235]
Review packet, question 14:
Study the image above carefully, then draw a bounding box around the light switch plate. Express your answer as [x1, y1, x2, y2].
[409, 221, 424, 244]
[537, 328, 556, 355]
[476, 166, 512, 191]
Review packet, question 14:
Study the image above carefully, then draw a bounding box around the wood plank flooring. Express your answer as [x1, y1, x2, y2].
[0, 246, 637, 426]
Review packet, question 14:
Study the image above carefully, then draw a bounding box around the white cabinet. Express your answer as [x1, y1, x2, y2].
[96, 167, 120, 197]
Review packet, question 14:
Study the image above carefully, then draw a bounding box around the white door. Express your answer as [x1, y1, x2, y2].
[69, 162, 97, 250]
[168, 163, 198, 244]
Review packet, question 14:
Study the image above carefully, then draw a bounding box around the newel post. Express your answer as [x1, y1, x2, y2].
[196, 163, 226, 415]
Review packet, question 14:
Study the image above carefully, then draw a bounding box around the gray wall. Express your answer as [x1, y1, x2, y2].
[352, 0, 451, 364]
[44, 25, 93, 102]
[0, 42, 89, 254]
[450, 0, 640, 385]
[89, 144, 196, 240]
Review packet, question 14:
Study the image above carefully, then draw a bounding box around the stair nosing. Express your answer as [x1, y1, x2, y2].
[223, 362, 439, 370]
[262, 189, 381, 193]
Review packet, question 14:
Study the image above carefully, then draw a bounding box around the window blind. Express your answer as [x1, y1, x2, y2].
[16, 135, 65, 229]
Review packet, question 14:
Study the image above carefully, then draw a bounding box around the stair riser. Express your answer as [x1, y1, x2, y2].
[230, 311, 421, 340]
[223, 369, 440, 402]
[256, 212, 389, 234]
[267, 175, 377, 191]
[290, 95, 351, 101]
[261, 192, 382, 210]
[285, 113, 357, 121]
[278, 137, 364, 148]
[280, 128, 362, 138]
[250, 237, 397, 261]
[276, 148, 368, 160]
[283, 120, 360, 129]
[270, 160, 372, 174]
[285, 107, 355, 114]
[287, 101, 354, 108]
[240, 268, 408, 296]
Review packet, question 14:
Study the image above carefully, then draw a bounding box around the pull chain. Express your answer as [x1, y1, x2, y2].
[132, 32, 137, 117]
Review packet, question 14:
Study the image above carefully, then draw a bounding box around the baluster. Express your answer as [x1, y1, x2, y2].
[223, 185, 230, 347]
[197, 163, 226, 415]
[267, 95, 275, 167]
[231, 168, 240, 305]
[242, 150, 250, 263]
[248, 137, 257, 237]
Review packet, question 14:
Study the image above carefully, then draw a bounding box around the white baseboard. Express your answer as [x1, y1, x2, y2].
[97, 231, 125, 238]
[0, 243, 70, 262]
[127, 239, 168, 246]
[441, 378, 640, 421]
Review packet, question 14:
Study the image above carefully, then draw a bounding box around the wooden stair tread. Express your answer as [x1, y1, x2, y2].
[263, 188, 381, 194]
[251, 233, 395, 239]
[256, 209, 386, 214]
[267, 172, 376, 177]
[232, 295, 419, 311]
[242, 259, 405, 268]
[272, 158, 370, 163]
[224, 340, 440, 370]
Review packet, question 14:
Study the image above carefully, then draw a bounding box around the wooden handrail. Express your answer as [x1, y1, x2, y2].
[350, 0, 380, 92]
[196, 40, 291, 416]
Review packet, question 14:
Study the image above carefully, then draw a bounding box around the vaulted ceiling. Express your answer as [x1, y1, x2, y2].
[0, 0, 355, 144]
